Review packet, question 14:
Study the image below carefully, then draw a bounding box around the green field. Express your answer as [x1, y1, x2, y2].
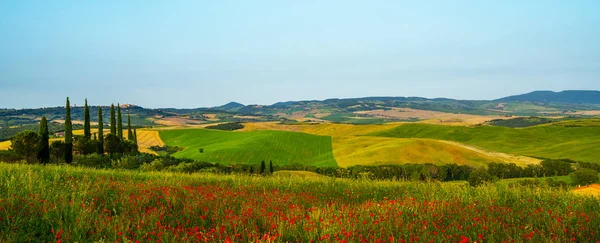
[370, 124, 600, 162]
[159, 129, 337, 167]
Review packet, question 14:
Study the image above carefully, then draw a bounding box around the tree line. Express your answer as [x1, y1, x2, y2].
[9, 98, 139, 164]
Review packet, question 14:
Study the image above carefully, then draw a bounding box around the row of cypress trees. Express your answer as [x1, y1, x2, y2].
[62, 97, 138, 163]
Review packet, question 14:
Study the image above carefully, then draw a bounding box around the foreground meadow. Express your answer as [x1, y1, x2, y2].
[0, 164, 599, 242]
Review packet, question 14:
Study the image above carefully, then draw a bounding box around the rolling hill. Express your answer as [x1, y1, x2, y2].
[370, 124, 600, 162]
[331, 136, 538, 167]
[497, 90, 600, 104]
[159, 129, 337, 167]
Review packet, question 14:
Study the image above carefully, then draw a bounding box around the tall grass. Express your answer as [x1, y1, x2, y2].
[0, 163, 598, 242]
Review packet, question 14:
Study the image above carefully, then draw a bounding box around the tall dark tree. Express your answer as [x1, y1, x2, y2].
[97, 106, 104, 154]
[110, 104, 116, 135]
[133, 128, 138, 144]
[64, 97, 73, 163]
[117, 104, 123, 139]
[260, 160, 266, 174]
[38, 116, 50, 164]
[269, 160, 273, 174]
[127, 114, 134, 140]
[83, 98, 91, 139]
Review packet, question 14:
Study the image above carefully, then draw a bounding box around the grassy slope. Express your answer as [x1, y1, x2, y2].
[332, 136, 512, 167]
[371, 124, 600, 162]
[243, 123, 538, 167]
[160, 129, 337, 167]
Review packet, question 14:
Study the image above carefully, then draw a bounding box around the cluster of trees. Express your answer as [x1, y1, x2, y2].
[487, 117, 554, 128]
[10, 98, 139, 164]
[205, 122, 244, 131]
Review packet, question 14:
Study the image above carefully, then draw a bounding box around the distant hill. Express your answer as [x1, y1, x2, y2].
[497, 90, 600, 104]
[212, 102, 245, 112]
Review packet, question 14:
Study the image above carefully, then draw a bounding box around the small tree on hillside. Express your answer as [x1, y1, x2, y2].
[260, 160, 266, 174]
[83, 98, 91, 139]
[65, 97, 73, 164]
[97, 106, 104, 154]
[38, 116, 50, 164]
[269, 160, 274, 174]
[133, 128, 138, 144]
[11, 130, 40, 163]
[570, 169, 599, 186]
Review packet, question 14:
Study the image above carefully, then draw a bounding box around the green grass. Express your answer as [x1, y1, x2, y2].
[370, 123, 600, 163]
[1, 163, 599, 242]
[160, 129, 337, 167]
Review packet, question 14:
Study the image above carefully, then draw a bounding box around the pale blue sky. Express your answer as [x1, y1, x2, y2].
[1, 0, 599, 108]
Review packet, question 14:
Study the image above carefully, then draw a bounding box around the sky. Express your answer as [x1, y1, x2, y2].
[1, 0, 599, 108]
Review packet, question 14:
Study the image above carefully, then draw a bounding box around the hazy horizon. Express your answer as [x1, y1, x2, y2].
[2, 1, 599, 108]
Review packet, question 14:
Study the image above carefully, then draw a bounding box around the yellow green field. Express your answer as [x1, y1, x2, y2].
[331, 136, 538, 167]
[0, 140, 10, 150]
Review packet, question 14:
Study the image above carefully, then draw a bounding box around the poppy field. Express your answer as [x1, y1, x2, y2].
[0, 163, 599, 242]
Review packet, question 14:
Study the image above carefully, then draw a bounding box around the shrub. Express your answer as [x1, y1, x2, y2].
[0, 150, 24, 163]
[468, 169, 494, 187]
[167, 162, 204, 173]
[75, 154, 111, 168]
[112, 155, 150, 169]
[569, 169, 599, 186]
[546, 178, 569, 189]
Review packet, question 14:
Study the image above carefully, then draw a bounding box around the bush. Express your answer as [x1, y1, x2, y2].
[569, 169, 599, 186]
[75, 154, 111, 168]
[546, 178, 568, 189]
[112, 154, 151, 169]
[167, 162, 205, 173]
[0, 150, 24, 163]
[468, 169, 494, 187]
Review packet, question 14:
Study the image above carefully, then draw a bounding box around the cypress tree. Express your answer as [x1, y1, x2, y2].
[97, 106, 104, 154]
[133, 128, 138, 144]
[117, 104, 123, 139]
[249, 166, 254, 174]
[83, 98, 91, 139]
[65, 97, 73, 164]
[269, 160, 273, 174]
[127, 114, 134, 140]
[38, 116, 50, 164]
[93, 133, 97, 140]
[110, 104, 116, 135]
[260, 160, 266, 174]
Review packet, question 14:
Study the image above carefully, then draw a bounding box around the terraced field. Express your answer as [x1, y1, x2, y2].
[371, 124, 600, 162]
[159, 129, 337, 167]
